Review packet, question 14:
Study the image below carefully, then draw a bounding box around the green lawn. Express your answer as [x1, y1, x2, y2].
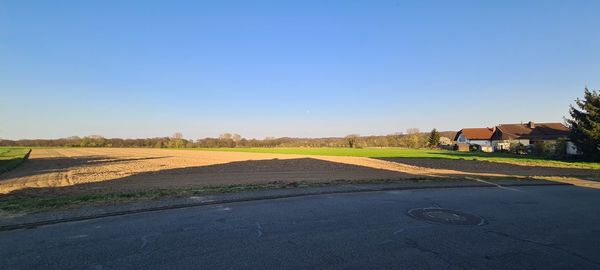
[0, 148, 31, 174]
[194, 147, 600, 170]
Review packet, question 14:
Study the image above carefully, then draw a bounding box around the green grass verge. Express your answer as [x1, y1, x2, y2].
[0, 148, 31, 174]
[192, 147, 600, 169]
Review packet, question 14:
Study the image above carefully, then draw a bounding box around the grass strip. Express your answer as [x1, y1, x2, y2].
[0, 182, 311, 213]
[191, 147, 600, 170]
[0, 177, 549, 213]
[0, 148, 31, 174]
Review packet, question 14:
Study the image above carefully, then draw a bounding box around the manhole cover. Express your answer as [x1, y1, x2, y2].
[407, 208, 486, 226]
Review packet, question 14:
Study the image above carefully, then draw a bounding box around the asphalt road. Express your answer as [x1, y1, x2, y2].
[1, 185, 600, 270]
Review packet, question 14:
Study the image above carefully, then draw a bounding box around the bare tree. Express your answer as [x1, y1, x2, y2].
[406, 128, 421, 148]
[172, 132, 183, 139]
[232, 134, 242, 142]
[219, 133, 232, 140]
[169, 132, 185, 148]
[345, 134, 360, 148]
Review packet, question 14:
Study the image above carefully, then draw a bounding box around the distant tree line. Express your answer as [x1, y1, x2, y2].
[0, 130, 457, 149]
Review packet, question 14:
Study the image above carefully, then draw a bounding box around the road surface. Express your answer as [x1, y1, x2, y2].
[1, 185, 600, 269]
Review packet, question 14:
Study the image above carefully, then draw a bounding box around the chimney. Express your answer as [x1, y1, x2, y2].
[528, 121, 535, 129]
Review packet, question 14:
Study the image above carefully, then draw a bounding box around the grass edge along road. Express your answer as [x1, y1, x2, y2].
[194, 147, 600, 170]
[0, 177, 538, 213]
[0, 148, 31, 174]
[0, 179, 441, 213]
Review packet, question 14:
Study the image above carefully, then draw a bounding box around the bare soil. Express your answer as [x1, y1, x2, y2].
[0, 148, 598, 196]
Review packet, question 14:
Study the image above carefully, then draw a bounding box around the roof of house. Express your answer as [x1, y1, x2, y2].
[492, 122, 569, 141]
[454, 128, 495, 141]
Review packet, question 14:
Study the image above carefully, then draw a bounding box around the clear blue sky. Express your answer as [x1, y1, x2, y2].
[1, 0, 599, 140]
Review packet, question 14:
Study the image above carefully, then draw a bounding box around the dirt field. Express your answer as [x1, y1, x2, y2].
[0, 148, 599, 196]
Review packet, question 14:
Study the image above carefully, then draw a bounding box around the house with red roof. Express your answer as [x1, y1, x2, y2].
[454, 128, 494, 145]
[453, 127, 495, 152]
[491, 121, 571, 152]
[454, 121, 577, 154]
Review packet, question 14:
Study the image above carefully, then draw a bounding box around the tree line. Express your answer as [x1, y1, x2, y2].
[0, 130, 457, 149]
[2, 88, 598, 160]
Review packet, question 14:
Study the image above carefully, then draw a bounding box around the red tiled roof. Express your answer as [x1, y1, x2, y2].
[455, 128, 494, 140]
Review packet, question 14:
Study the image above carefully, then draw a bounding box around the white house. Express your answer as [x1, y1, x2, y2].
[453, 128, 495, 152]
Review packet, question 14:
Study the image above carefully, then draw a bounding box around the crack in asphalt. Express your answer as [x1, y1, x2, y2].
[140, 233, 161, 249]
[403, 237, 470, 270]
[424, 197, 442, 208]
[486, 230, 600, 267]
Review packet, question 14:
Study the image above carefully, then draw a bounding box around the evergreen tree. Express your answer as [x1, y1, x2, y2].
[566, 88, 600, 160]
[428, 128, 441, 148]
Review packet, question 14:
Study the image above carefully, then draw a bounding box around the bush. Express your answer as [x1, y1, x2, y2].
[553, 138, 568, 160]
[510, 142, 527, 155]
[469, 144, 481, 152]
[529, 139, 569, 160]
[533, 141, 557, 157]
[533, 141, 546, 156]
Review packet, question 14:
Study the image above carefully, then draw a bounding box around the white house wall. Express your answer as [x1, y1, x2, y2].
[567, 142, 580, 155]
[492, 140, 510, 151]
[492, 139, 530, 149]
[469, 140, 491, 146]
[517, 139, 530, 145]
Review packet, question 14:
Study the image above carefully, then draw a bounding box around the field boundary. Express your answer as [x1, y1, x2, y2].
[0, 149, 31, 175]
[0, 181, 569, 231]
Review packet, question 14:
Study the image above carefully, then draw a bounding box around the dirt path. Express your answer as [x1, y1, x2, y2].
[0, 148, 598, 195]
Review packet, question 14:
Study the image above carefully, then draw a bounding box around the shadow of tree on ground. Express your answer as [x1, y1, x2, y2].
[376, 157, 600, 180]
[0, 156, 171, 179]
[0, 157, 497, 198]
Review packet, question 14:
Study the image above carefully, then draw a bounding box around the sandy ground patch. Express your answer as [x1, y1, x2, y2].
[0, 148, 598, 195]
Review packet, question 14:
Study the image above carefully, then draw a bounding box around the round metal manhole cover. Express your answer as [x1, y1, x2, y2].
[407, 208, 486, 226]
